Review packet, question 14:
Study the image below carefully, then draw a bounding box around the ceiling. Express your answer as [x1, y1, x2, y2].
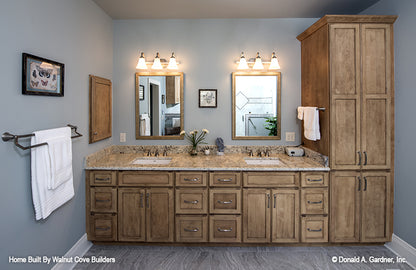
[92, 0, 380, 19]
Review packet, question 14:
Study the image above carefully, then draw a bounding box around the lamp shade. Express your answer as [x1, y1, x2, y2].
[151, 52, 163, 69]
[252, 52, 264, 70]
[269, 52, 281, 69]
[136, 52, 147, 69]
[167, 52, 178, 69]
[237, 52, 249, 69]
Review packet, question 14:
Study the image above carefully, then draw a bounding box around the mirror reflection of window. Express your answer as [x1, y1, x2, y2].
[232, 72, 281, 140]
[135, 73, 183, 139]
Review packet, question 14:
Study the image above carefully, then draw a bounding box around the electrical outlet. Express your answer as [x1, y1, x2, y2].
[120, 133, 126, 142]
[286, 132, 295, 142]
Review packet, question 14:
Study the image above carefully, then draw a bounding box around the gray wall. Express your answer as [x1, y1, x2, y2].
[0, 0, 113, 269]
[113, 19, 317, 146]
[361, 0, 416, 248]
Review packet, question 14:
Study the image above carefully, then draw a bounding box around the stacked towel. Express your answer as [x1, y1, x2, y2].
[297, 106, 321, 141]
[31, 127, 74, 220]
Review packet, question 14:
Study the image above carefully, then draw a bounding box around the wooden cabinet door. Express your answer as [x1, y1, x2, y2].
[243, 189, 270, 243]
[271, 189, 299, 243]
[89, 75, 112, 143]
[118, 188, 145, 242]
[330, 171, 360, 242]
[146, 188, 174, 242]
[361, 171, 391, 242]
[361, 24, 392, 170]
[329, 24, 361, 170]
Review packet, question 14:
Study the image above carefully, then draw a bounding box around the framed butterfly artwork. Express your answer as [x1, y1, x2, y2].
[22, 53, 65, 96]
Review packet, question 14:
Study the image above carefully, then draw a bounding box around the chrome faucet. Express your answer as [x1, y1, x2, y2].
[154, 149, 160, 157]
[163, 147, 168, 156]
[257, 150, 263, 157]
[265, 149, 270, 157]
[248, 149, 254, 157]
[146, 149, 152, 156]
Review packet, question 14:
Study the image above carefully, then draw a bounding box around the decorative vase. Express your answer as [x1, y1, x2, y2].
[190, 146, 198, 156]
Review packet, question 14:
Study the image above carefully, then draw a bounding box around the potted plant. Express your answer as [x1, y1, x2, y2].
[180, 129, 209, 156]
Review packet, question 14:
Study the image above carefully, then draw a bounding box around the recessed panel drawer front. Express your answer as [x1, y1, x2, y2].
[243, 172, 299, 187]
[301, 172, 328, 187]
[119, 171, 173, 186]
[209, 189, 241, 214]
[301, 188, 328, 215]
[176, 215, 208, 242]
[209, 215, 241, 243]
[209, 172, 241, 187]
[89, 214, 117, 241]
[90, 187, 117, 213]
[90, 171, 117, 186]
[301, 216, 328, 243]
[176, 172, 207, 187]
[175, 189, 208, 214]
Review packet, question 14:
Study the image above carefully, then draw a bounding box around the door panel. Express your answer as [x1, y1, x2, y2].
[146, 188, 174, 242]
[271, 189, 299, 243]
[118, 188, 145, 241]
[243, 189, 270, 243]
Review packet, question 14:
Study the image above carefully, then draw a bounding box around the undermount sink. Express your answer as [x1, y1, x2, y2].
[131, 157, 172, 165]
[244, 157, 280, 166]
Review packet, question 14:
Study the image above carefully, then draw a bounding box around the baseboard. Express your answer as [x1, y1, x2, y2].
[52, 233, 93, 270]
[385, 234, 416, 269]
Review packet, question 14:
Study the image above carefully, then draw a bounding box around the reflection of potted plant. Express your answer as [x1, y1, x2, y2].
[264, 117, 277, 136]
[180, 129, 209, 156]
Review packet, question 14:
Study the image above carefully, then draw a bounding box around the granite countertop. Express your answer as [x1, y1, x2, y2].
[85, 152, 329, 171]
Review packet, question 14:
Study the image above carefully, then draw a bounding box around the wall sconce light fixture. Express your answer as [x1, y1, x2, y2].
[136, 51, 180, 70]
[235, 51, 281, 70]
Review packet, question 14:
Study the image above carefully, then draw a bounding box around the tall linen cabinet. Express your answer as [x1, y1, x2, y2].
[297, 15, 396, 243]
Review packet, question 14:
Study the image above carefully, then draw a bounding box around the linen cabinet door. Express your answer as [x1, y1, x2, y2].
[146, 188, 174, 242]
[361, 24, 392, 170]
[361, 171, 391, 242]
[329, 24, 361, 170]
[243, 189, 270, 243]
[271, 189, 299, 243]
[330, 171, 360, 242]
[118, 188, 145, 242]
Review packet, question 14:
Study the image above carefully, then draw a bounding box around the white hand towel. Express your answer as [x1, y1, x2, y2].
[31, 127, 74, 220]
[298, 106, 321, 141]
[172, 118, 180, 128]
[47, 136, 73, 190]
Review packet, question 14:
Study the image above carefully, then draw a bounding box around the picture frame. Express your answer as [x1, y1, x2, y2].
[139, 85, 145, 100]
[199, 89, 217, 108]
[22, 53, 64, 97]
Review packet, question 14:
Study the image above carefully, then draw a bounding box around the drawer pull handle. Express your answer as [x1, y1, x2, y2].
[95, 177, 110, 181]
[217, 200, 233, 204]
[146, 193, 150, 208]
[184, 228, 199, 232]
[95, 199, 111, 203]
[95, 226, 110, 231]
[139, 193, 144, 208]
[307, 200, 323, 204]
[307, 228, 322, 232]
[184, 200, 199, 204]
[184, 178, 199, 182]
[217, 178, 232, 182]
[217, 227, 232, 232]
[307, 178, 322, 182]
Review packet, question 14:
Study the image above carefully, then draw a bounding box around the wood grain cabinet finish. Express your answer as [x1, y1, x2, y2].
[243, 172, 299, 187]
[175, 189, 208, 214]
[118, 188, 146, 242]
[209, 172, 241, 187]
[301, 172, 328, 187]
[89, 75, 112, 143]
[88, 214, 117, 241]
[301, 216, 328, 243]
[176, 215, 208, 242]
[209, 215, 241, 243]
[243, 189, 270, 243]
[301, 188, 328, 215]
[175, 172, 207, 187]
[209, 189, 241, 214]
[90, 187, 117, 213]
[89, 171, 117, 186]
[271, 189, 299, 243]
[146, 188, 174, 242]
[118, 171, 173, 187]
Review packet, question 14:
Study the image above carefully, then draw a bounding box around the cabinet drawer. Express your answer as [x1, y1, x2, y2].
[243, 172, 299, 187]
[209, 172, 241, 187]
[176, 172, 207, 187]
[175, 189, 208, 214]
[209, 189, 241, 214]
[119, 171, 173, 186]
[301, 216, 328, 243]
[301, 188, 328, 215]
[89, 171, 117, 186]
[176, 215, 208, 242]
[88, 214, 117, 241]
[209, 215, 241, 243]
[301, 172, 328, 187]
[90, 187, 117, 213]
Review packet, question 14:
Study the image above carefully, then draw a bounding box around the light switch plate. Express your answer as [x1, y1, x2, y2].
[120, 133, 126, 142]
[286, 132, 295, 142]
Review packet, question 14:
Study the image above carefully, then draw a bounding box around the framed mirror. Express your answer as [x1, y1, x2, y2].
[232, 72, 281, 140]
[135, 72, 184, 140]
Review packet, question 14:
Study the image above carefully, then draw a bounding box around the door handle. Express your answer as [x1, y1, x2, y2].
[358, 151, 362, 165]
[364, 177, 367, 191]
[139, 193, 143, 208]
[364, 151, 368, 166]
[273, 194, 277, 208]
[146, 193, 150, 208]
[267, 193, 270, 208]
[358, 177, 361, 191]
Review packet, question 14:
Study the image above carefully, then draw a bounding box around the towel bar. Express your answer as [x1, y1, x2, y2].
[2, 124, 82, 150]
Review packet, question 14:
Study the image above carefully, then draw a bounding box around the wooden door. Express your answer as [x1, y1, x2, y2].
[118, 188, 145, 241]
[361, 24, 392, 170]
[146, 188, 174, 242]
[89, 75, 112, 143]
[243, 189, 270, 243]
[329, 24, 361, 170]
[330, 171, 360, 242]
[361, 171, 391, 242]
[271, 189, 299, 243]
